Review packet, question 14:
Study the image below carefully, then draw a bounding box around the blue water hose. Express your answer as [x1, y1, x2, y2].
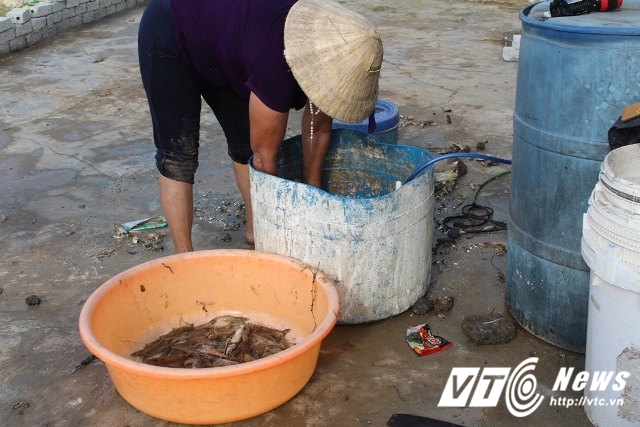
[403, 153, 512, 184]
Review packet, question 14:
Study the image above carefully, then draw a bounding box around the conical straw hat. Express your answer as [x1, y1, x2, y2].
[284, 0, 383, 123]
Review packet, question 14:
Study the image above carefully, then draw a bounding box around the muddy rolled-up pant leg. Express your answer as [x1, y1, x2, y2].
[138, 0, 201, 184]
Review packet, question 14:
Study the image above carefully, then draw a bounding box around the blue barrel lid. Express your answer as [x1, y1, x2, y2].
[523, 0, 640, 34]
[332, 99, 400, 133]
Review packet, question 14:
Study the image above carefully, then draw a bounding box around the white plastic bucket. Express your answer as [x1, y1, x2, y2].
[250, 129, 434, 324]
[581, 144, 640, 427]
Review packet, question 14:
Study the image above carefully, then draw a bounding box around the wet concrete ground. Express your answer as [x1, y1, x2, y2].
[0, 1, 593, 426]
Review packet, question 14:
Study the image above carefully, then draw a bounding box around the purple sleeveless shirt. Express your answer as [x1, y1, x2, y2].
[170, 0, 306, 113]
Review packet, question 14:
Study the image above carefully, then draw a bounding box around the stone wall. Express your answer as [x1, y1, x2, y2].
[0, 0, 146, 56]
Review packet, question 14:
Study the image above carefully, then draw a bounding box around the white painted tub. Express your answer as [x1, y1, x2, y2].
[250, 129, 434, 324]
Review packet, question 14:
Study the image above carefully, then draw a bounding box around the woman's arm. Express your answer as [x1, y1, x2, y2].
[249, 92, 289, 175]
[301, 101, 332, 187]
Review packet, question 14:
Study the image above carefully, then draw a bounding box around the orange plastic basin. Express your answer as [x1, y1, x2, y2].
[79, 249, 339, 425]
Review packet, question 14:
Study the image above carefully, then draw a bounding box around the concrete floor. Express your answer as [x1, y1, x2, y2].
[0, 1, 594, 426]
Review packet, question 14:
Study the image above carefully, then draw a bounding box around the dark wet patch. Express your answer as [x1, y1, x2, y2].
[25, 295, 42, 306]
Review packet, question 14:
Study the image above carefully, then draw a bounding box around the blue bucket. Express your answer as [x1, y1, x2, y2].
[507, 1, 640, 353]
[332, 99, 400, 145]
[250, 129, 434, 323]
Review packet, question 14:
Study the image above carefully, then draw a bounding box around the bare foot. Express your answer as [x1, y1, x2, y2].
[245, 229, 255, 246]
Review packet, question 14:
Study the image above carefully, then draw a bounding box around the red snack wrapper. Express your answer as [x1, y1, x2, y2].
[405, 323, 452, 356]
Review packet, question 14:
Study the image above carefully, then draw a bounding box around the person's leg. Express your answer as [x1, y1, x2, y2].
[231, 162, 254, 245]
[139, 0, 201, 252]
[159, 175, 193, 252]
[202, 88, 255, 245]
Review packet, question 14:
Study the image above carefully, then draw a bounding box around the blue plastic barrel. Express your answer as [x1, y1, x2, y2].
[507, 1, 640, 353]
[332, 99, 400, 145]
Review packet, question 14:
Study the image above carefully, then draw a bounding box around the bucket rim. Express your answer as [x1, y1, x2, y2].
[250, 128, 434, 201]
[249, 156, 433, 202]
[601, 145, 640, 202]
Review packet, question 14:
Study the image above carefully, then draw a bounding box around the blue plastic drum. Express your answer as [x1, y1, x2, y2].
[332, 99, 400, 145]
[506, 1, 640, 353]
